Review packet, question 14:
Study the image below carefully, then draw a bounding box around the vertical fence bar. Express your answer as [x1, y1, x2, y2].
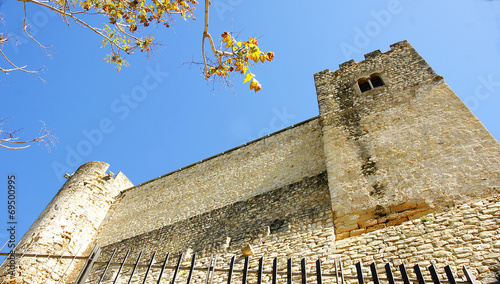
[210, 255, 217, 284]
[301, 258, 307, 284]
[462, 266, 478, 284]
[355, 262, 365, 284]
[227, 255, 235, 284]
[443, 265, 456, 284]
[142, 252, 156, 284]
[242, 256, 249, 284]
[204, 255, 214, 284]
[170, 253, 183, 284]
[57, 244, 84, 284]
[75, 246, 101, 284]
[385, 263, 396, 284]
[339, 259, 345, 284]
[370, 262, 380, 284]
[399, 264, 411, 284]
[98, 248, 117, 284]
[127, 251, 143, 284]
[44, 244, 71, 284]
[334, 258, 339, 284]
[113, 249, 130, 284]
[272, 257, 278, 284]
[316, 259, 323, 284]
[429, 265, 443, 284]
[414, 264, 426, 284]
[156, 252, 170, 284]
[257, 257, 263, 284]
[287, 258, 292, 284]
[186, 253, 196, 284]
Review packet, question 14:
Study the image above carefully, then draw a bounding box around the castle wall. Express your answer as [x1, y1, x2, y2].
[95, 119, 326, 246]
[96, 172, 333, 265]
[92, 195, 500, 284]
[314, 41, 500, 238]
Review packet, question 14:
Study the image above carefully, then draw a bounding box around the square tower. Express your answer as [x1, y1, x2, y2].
[314, 41, 500, 239]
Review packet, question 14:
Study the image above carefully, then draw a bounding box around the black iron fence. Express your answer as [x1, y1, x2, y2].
[0, 244, 479, 284]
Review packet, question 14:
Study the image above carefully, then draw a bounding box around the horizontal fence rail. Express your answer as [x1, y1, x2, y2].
[0, 245, 480, 284]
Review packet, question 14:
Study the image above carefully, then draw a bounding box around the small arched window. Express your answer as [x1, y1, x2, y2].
[358, 74, 385, 93]
[358, 78, 371, 93]
[370, 74, 384, 88]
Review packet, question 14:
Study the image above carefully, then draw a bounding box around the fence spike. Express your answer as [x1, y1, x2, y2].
[186, 252, 196, 284]
[316, 259, 323, 284]
[170, 253, 183, 284]
[462, 266, 478, 284]
[113, 250, 130, 284]
[301, 258, 307, 284]
[370, 262, 380, 284]
[257, 257, 263, 284]
[127, 251, 143, 284]
[287, 258, 292, 284]
[385, 263, 396, 284]
[210, 254, 218, 284]
[339, 258, 345, 284]
[414, 264, 426, 284]
[204, 255, 214, 284]
[58, 244, 84, 284]
[227, 255, 235, 284]
[355, 262, 365, 284]
[443, 265, 456, 284]
[242, 256, 249, 284]
[399, 264, 411, 284]
[75, 245, 101, 284]
[428, 265, 442, 284]
[156, 252, 170, 284]
[98, 248, 117, 284]
[142, 251, 156, 284]
[272, 257, 278, 284]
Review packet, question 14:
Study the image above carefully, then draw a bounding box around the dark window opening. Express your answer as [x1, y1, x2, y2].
[370, 74, 384, 88]
[358, 74, 384, 92]
[358, 78, 371, 93]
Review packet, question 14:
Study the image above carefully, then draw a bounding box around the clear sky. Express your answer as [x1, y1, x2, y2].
[1, 0, 499, 250]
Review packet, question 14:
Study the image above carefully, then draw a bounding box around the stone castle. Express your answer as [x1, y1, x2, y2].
[2, 40, 500, 283]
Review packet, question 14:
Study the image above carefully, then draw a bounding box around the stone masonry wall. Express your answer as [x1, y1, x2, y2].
[90, 172, 336, 283]
[95, 119, 326, 246]
[314, 40, 500, 239]
[334, 194, 500, 284]
[97, 172, 332, 260]
[87, 195, 500, 284]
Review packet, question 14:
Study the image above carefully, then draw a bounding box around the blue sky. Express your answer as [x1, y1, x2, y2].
[1, 0, 499, 249]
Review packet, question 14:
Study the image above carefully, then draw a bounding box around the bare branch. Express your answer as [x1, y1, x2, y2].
[23, 1, 50, 56]
[0, 49, 40, 74]
[0, 119, 57, 150]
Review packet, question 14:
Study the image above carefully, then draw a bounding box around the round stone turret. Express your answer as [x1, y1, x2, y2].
[0, 161, 133, 283]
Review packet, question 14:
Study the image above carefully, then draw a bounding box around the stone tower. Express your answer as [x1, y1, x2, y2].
[0, 161, 133, 283]
[314, 40, 500, 239]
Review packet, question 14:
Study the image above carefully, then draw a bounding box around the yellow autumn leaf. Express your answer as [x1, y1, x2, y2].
[244, 73, 254, 83]
[260, 54, 265, 63]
